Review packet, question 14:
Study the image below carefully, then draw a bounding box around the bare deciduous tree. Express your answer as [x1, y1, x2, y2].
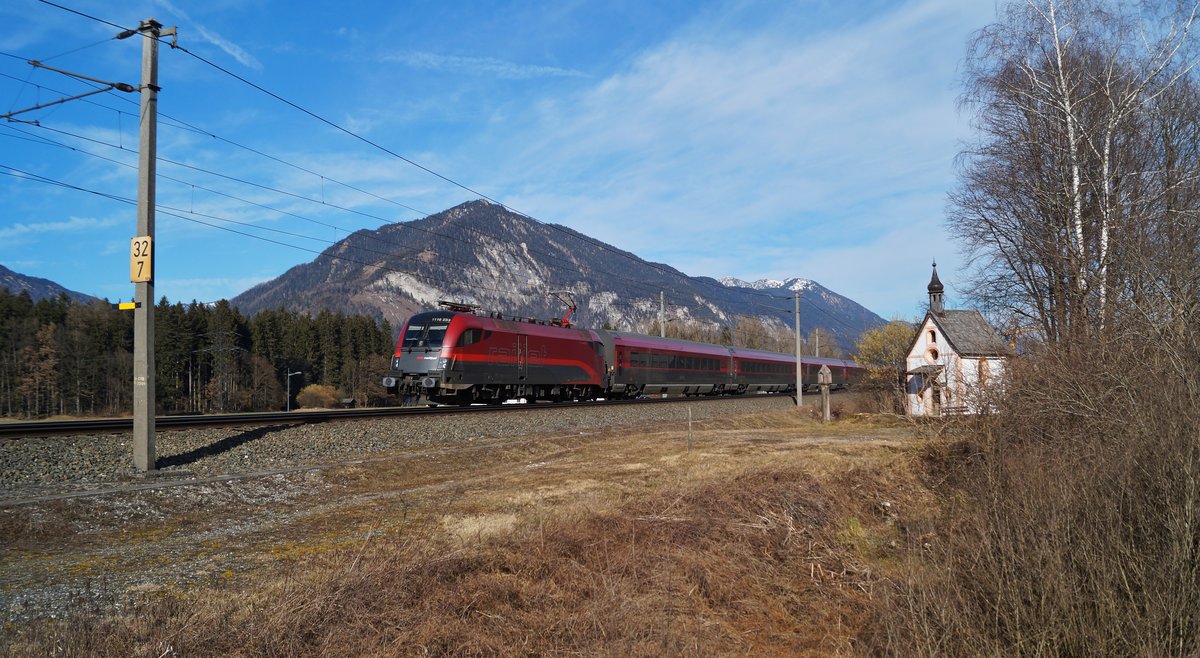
[952, 0, 1200, 346]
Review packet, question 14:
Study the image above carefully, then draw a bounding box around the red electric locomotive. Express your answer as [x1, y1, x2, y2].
[382, 306, 606, 405]
[383, 302, 864, 405]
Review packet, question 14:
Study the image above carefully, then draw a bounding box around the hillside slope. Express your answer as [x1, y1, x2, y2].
[232, 200, 883, 346]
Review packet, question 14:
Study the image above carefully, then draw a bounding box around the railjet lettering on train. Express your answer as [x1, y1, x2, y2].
[382, 302, 862, 406]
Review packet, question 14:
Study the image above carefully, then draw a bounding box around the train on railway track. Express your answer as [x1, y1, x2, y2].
[382, 302, 863, 406]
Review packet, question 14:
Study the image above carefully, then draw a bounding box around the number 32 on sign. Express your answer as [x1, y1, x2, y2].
[130, 236, 153, 283]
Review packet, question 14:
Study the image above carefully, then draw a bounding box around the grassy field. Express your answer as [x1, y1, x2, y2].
[3, 407, 932, 657]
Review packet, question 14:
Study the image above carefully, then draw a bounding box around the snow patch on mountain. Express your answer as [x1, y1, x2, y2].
[720, 276, 814, 292]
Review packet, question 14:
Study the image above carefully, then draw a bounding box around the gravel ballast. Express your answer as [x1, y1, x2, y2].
[1, 395, 809, 627]
[1, 396, 795, 502]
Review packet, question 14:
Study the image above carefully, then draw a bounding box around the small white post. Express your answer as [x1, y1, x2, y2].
[687, 406, 693, 453]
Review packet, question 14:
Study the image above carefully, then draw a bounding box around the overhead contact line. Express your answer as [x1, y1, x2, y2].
[24, 0, 866, 345]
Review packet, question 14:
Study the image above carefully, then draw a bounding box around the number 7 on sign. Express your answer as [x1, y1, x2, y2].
[130, 236, 153, 283]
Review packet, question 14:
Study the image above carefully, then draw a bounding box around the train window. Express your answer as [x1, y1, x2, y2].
[401, 325, 421, 349]
[457, 328, 483, 347]
[402, 320, 450, 349]
[424, 323, 449, 346]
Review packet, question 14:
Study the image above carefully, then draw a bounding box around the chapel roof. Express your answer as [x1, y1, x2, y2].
[931, 310, 1013, 357]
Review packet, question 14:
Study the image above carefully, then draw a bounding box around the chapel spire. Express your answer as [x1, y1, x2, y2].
[928, 260, 944, 315]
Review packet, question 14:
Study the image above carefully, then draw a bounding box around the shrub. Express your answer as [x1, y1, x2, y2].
[295, 384, 339, 409]
[878, 337, 1200, 656]
[852, 320, 915, 414]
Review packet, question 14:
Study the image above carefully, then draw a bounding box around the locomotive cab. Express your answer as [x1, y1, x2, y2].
[381, 311, 456, 401]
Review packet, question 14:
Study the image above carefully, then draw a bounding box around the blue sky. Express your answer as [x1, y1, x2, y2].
[1, 0, 997, 320]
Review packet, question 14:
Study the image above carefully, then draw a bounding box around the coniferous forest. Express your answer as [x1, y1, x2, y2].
[0, 288, 394, 419]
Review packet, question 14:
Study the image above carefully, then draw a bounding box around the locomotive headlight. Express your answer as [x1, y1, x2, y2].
[438, 357, 449, 370]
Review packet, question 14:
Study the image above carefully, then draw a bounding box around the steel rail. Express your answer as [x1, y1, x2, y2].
[0, 393, 792, 438]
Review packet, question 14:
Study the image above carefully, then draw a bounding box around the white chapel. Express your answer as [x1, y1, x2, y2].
[905, 263, 1012, 416]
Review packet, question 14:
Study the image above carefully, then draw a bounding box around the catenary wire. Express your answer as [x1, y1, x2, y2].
[18, 2, 866, 343]
[0, 164, 532, 298]
[0, 78, 695, 305]
[23, 3, 811, 308]
[0, 151, 696, 310]
[166, 37, 864, 331]
[2, 47, 756, 318]
[1, 119, 706, 305]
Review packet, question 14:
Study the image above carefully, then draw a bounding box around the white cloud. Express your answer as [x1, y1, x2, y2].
[154, 0, 262, 71]
[455, 0, 990, 318]
[193, 24, 262, 71]
[0, 216, 122, 240]
[384, 52, 588, 80]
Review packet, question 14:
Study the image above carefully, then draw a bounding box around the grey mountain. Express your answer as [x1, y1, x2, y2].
[231, 200, 884, 348]
[0, 264, 97, 303]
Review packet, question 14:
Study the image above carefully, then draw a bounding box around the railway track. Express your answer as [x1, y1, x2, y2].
[0, 393, 794, 438]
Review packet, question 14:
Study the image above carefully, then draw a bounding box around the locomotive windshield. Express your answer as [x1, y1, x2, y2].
[401, 314, 453, 350]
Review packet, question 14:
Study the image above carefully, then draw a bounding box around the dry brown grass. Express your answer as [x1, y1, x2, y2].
[2, 409, 930, 657]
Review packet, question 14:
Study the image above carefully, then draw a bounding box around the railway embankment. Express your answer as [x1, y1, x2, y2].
[1, 395, 923, 655]
[1, 396, 795, 501]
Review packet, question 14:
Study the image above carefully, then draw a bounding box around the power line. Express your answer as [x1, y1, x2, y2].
[35, 0, 126, 32]
[176, 43, 716, 293]
[0, 63, 695, 303]
[4, 36, 704, 309]
[16, 2, 870, 339]
[40, 36, 117, 62]
[1, 120, 699, 304]
[0, 161, 715, 317]
[0, 164, 526, 298]
[169, 41, 865, 332]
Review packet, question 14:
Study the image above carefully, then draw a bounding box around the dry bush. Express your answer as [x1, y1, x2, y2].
[295, 383, 339, 409]
[876, 337, 1200, 656]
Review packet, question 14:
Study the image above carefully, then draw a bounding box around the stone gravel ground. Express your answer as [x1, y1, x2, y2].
[0, 396, 801, 626]
[0, 396, 795, 503]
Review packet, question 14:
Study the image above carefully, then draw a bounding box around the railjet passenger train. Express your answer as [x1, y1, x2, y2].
[382, 302, 862, 406]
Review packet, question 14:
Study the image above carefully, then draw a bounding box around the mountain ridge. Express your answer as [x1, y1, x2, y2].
[231, 201, 884, 351]
[0, 264, 97, 304]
